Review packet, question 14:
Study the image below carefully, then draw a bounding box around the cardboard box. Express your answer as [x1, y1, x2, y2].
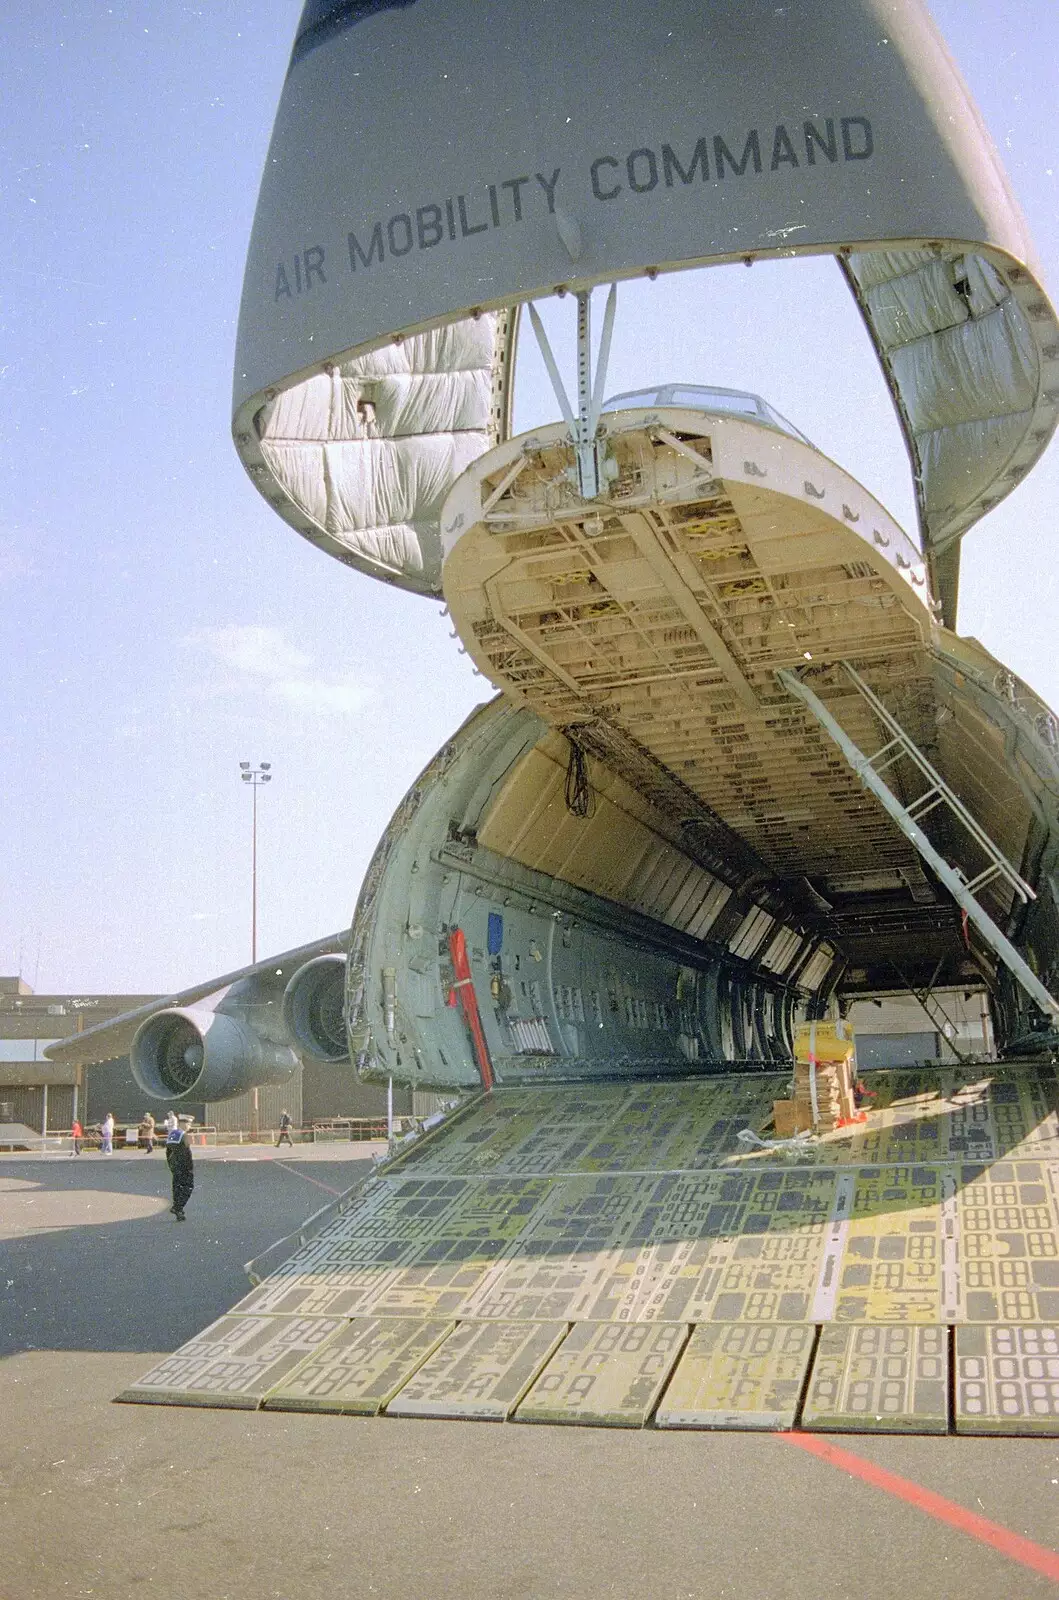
[773, 1099, 812, 1137]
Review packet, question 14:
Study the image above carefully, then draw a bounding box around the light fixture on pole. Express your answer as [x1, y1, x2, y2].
[239, 762, 272, 964]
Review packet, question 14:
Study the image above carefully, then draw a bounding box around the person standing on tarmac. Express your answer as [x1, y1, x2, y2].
[276, 1109, 294, 1148]
[70, 1119, 83, 1156]
[165, 1122, 194, 1221]
[100, 1112, 115, 1154]
[140, 1112, 156, 1153]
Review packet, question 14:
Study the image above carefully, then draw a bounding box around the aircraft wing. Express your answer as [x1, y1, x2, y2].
[44, 932, 349, 1076]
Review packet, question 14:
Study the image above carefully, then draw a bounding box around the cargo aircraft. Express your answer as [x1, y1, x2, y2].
[51, 0, 1059, 1111]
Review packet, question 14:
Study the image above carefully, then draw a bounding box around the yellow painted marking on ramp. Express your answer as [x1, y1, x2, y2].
[802, 1324, 948, 1432]
[263, 1317, 455, 1414]
[516, 1320, 687, 1427]
[117, 1312, 344, 1408]
[385, 1320, 566, 1420]
[656, 1321, 814, 1430]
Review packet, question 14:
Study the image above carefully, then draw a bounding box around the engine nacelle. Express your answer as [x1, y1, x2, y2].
[281, 954, 349, 1062]
[131, 1006, 298, 1102]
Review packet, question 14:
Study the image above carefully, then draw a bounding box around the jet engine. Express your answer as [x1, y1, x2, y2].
[281, 954, 349, 1062]
[131, 1006, 298, 1102]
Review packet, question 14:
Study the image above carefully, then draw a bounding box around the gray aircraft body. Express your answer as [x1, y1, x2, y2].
[51, 0, 1059, 1104]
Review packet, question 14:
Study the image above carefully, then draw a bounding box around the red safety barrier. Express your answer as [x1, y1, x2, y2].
[447, 927, 494, 1090]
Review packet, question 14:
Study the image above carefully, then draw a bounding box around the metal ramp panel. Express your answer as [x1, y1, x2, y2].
[118, 1071, 1059, 1436]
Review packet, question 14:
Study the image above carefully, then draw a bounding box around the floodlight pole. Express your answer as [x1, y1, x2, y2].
[239, 762, 273, 964]
[239, 761, 272, 1141]
[252, 779, 258, 963]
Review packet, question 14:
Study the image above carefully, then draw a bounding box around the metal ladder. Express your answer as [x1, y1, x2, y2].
[777, 665, 1059, 1023]
[890, 958, 974, 1064]
[844, 661, 1034, 905]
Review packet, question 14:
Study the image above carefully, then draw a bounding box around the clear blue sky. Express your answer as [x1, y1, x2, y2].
[2, 2, 1057, 994]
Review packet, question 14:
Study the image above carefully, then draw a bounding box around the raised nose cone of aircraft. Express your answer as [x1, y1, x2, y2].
[233, 0, 1058, 624]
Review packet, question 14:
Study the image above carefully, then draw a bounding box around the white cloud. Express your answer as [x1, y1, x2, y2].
[270, 679, 370, 713]
[187, 624, 309, 679]
[184, 624, 372, 716]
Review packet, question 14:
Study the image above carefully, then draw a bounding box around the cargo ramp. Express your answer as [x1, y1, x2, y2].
[119, 1066, 1059, 1435]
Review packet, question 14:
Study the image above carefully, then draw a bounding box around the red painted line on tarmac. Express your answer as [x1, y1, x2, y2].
[780, 1432, 1059, 1585]
[272, 1161, 342, 1196]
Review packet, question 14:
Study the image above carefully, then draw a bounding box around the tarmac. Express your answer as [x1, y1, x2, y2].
[2, 1137, 1059, 1600]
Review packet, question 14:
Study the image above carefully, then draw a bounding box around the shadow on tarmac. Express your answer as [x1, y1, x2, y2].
[0, 1156, 370, 1358]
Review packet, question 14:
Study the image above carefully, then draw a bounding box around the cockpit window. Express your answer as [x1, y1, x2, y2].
[602, 383, 812, 446]
[669, 387, 759, 416]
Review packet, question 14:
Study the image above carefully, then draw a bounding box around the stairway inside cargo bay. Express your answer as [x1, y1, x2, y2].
[120, 1069, 1059, 1434]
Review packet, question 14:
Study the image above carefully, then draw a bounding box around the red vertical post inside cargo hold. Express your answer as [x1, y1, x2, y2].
[448, 928, 494, 1090]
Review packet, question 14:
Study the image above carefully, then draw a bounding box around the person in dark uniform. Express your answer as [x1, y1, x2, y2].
[165, 1123, 194, 1220]
[276, 1110, 294, 1148]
